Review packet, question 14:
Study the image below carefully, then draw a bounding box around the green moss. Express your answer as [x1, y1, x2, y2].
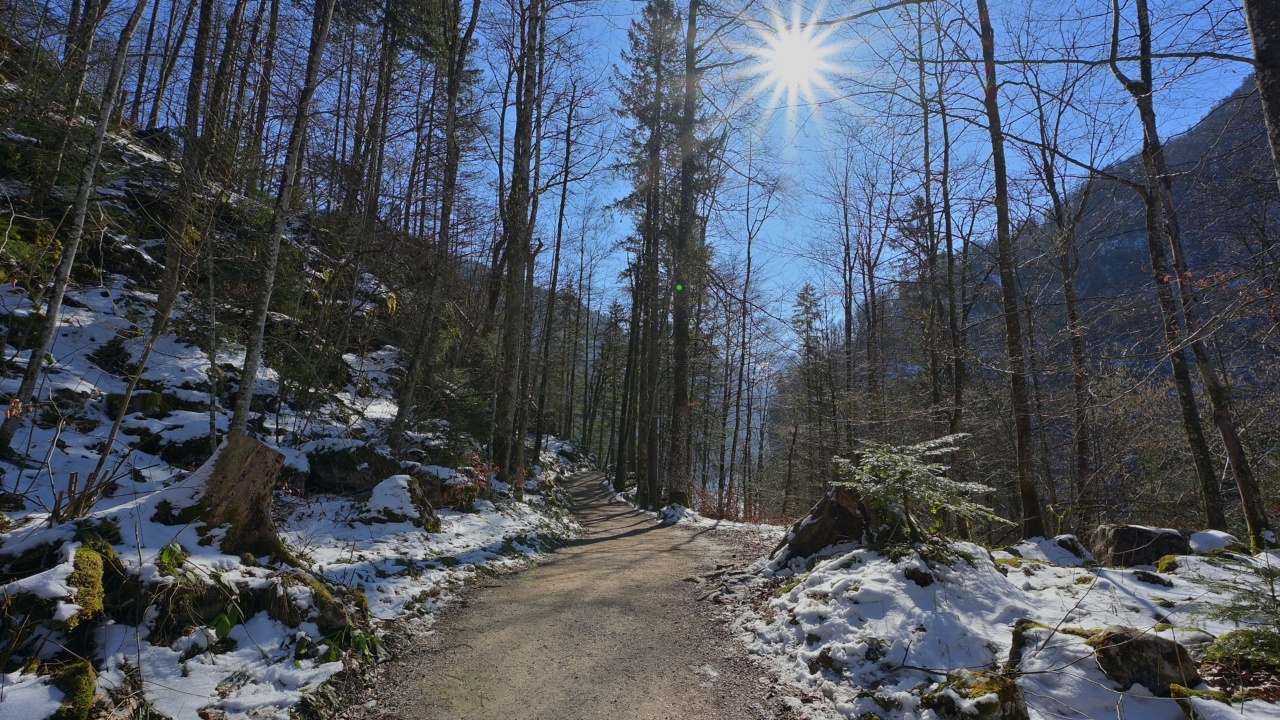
[1155, 555, 1179, 573]
[86, 337, 139, 376]
[1074, 575, 1095, 585]
[994, 558, 1023, 569]
[64, 547, 104, 628]
[0, 217, 59, 284]
[854, 689, 901, 711]
[103, 390, 202, 420]
[1154, 623, 1173, 632]
[921, 670, 1029, 720]
[883, 544, 914, 563]
[50, 661, 96, 720]
[150, 499, 203, 526]
[1007, 620, 1046, 670]
[1007, 620, 1098, 670]
[1170, 684, 1231, 703]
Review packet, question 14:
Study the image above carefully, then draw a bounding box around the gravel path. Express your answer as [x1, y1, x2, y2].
[367, 471, 797, 720]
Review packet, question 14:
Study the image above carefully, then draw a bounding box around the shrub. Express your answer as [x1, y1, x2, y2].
[832, 434, 1010, 540]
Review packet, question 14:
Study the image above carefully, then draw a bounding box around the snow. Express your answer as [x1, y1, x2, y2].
[0, 542, 76, 601]
[283, 490, 576, 621]
[96, 614, 345, 720]
[0, 671, 64, 720]
[737, 537, 1280, 720]
[0, 269, 583, 718]
[1190, 530, 1240, 553]
[365, 475, 419, 518]
[1002, 535, 1093, 566]
[658, 504, 787, 538]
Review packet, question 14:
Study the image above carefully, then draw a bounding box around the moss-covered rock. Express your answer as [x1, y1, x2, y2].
[86, 337, 138, 376]
[1155, 555, 1179, 573]
[921, 670, 1029, 720]
[104, 389, 205, 420]
[158, 434, 219, 470]
[1131, 569, 1173, 587]
[363, 475, 442, 531]
[1170, 684, 1232, 704]
[1087, 625, 1200, 696]
[306, 444, 400, 495]
[62, 547, 104, 629]
[50, 660, 97, 720]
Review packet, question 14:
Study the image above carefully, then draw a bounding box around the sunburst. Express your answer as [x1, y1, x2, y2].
[742, 2, 845, 124]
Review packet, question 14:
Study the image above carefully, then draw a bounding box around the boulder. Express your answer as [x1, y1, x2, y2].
[306, 443, 400, 494]
[1087, 625, 1200, 696]
[1088, 525, 1190, 567]
[362, 475, 442, 532]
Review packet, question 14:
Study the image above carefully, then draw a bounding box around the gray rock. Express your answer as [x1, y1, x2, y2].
[306, 444, 401, 495]
[1087, 625, 1200, 696]
[1088, 525, 1190, 567]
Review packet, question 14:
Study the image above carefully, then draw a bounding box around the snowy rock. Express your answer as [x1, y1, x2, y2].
[363, 475, 440, 530]
[1189, 530, 1240, 553]
[1088, 525, 1190, 567]
[1087, 625, 1200, 696]
[1005, 535, 1092, 566]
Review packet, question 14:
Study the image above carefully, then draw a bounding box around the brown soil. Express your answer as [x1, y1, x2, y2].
[357, 471, 811, 720]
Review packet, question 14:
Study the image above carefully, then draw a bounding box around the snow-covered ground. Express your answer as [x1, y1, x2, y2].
[735, 530, 1280, 720]
[0, 271, 585, 719]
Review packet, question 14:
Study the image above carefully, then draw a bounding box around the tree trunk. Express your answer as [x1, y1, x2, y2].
[148, 0, 197, 130]
[0, 0, 151, 453]
[613, 285, 641, 492]
[1113, 0, 1259, 538]
[493, 0, 542, 495]
[199, 432, 286, 558]
[1243, 0, 1280, 197]
[129, 0, 163, 125]
[387, 0, 481, 456]
[667, 0, 701, 509]
[245, 0, 280, 195]
[230, 0, 337, 435]
[532, 87, 577, 460]
[976, 0, 1045, 539]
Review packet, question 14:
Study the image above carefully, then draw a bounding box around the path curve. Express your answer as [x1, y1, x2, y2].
[370, 471, 790, 720]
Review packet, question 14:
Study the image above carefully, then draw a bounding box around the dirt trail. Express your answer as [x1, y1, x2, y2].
[369, 471, 792, 720]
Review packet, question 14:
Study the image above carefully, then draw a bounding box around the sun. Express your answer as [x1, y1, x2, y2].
[745, 4, 843, 112]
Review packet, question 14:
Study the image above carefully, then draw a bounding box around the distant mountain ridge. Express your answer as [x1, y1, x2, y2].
[1075, 76, 1277, 299]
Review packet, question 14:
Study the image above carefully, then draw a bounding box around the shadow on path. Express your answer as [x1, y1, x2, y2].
[374, 471, 781, 720]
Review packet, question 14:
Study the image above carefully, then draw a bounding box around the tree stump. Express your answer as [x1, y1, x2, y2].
[200, 432, 286, 559]
[771, 485, 867, 566]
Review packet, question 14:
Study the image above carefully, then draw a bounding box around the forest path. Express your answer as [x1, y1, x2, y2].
[367, 470, 790, 720]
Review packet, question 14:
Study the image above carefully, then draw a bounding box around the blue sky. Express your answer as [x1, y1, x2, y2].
[551, 0, 1254, 339]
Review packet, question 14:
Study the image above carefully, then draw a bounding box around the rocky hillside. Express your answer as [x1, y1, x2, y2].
[0, 106, 585, 720]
